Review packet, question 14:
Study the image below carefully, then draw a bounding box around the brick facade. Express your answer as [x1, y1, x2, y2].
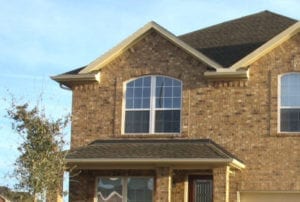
[67, 29, 300, 201]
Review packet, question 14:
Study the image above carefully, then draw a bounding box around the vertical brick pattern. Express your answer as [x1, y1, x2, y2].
[155, 167, 172, 202]
[213, 167, 230, 202]
[171, 170, 186, 202]
[68, 31, 300, 201]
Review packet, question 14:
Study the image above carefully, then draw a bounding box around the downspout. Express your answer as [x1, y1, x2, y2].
[59, 83, 71, 91]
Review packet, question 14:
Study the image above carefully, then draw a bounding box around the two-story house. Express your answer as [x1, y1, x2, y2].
[52, 11, 300, 202]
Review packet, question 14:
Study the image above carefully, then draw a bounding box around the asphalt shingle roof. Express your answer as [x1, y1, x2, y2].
[179, 10, 297, 67]
[54, 11, 297, 77]
[67, 139, 241, 161]
[55, 66, 86, 76]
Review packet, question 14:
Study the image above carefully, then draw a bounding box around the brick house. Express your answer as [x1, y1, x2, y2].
[52, 11, 300, 202]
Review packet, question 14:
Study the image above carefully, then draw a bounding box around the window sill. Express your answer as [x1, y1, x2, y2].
[119, 133, 185, 138]
[276, 132, 300, 137]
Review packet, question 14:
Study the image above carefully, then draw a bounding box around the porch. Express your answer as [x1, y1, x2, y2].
[66, 139, 245, 202]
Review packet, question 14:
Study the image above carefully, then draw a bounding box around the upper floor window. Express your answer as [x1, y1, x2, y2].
[124, 75, 182, 134]
[280, 73, 300, 132]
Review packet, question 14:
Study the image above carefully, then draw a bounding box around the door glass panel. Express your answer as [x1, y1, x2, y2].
[189, 176, 213, 202]
[194, 180, 212, 202]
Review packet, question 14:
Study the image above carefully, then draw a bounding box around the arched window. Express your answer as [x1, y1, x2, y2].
[280, 73, 300, 132]
[124, 75, 182, 134]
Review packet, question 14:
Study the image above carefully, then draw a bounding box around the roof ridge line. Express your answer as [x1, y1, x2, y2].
[178, 10, 297, 37]
[262, 10, 298, 22]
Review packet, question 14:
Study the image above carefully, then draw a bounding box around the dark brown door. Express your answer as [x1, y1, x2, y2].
[188, 175, 213, 202]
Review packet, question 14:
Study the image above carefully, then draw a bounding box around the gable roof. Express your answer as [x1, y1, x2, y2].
[79, 21, 223, 74]
[179, 11, 297, 67]
[66, 139, 245, 169]
[52, 11, 300, 84]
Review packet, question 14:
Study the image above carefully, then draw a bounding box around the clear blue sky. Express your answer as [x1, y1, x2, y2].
[0, 0, 299, 194]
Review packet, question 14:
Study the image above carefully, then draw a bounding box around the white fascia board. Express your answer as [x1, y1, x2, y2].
[230, 159, 246, 170]
[230, 21, 300, 70]
[66, 158, 231, 163]
[66, 158, 245, 169]
[79, 21, 223, 74]
[204, 70, 249, 80]
[51, 72, 101, 83]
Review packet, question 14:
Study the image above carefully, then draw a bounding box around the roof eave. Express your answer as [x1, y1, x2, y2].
[51, 72, 101, 87]
[204, 70, 249, 81]
[66, 158, 245, 170]
[230, 159, 246, 170]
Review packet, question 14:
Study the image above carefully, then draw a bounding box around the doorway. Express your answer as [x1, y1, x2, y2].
[188, 175, 213, 202]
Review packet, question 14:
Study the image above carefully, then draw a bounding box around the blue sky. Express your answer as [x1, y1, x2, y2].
[0, 0, 300, 196]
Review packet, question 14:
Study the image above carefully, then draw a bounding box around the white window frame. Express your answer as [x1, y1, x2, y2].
[122, 75, 182, 134]
[278, 72, 300, 133]
[95, 176, 154, 202]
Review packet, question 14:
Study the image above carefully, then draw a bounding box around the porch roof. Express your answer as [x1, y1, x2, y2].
[66, 139, 245, 169]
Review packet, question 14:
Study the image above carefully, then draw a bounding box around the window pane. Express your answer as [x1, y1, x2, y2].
[126, 77, 151, 110]
[126, 98, 133, 109]
[98, 178, 123, 202]
[156, 98, 163, 108]
[133, 98, 142, 108]
[155, 110, 180, 133]
[156, 86, 163, 97]
[126, 88, 134, 98]
[281, 74, 300, 107]
[134, 88, 142, 98]
[143, 87, 150, 98]
[173, 98, 181, 108]
[164, 87, 172, 97]
[127, 81, 134, 87]
[281, 108, 300, 132]
[142, 98, 150, 108]
[125, 111, 150, 133]
[155, 78, 182, 109]
[173, 79, 181, 86]
[164, 77, 172, 86]
[163, 98, 172, 108]
[127, 178, 153, 202]
[173, 87, 181, 97]
[143, 76, 151, 86]
[156, 76, 164, 87]
[134, 77, 143, 87]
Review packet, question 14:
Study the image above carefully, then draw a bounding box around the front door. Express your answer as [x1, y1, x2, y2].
[188, 175, 213, 202]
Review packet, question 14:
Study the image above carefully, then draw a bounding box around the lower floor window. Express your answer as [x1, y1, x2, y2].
[97, 177, 153, 202]
[280, 108, 300, 132]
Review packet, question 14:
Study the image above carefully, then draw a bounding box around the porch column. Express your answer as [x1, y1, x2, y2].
[213, 166, 230, 202]
[155, 167, 172, 202]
